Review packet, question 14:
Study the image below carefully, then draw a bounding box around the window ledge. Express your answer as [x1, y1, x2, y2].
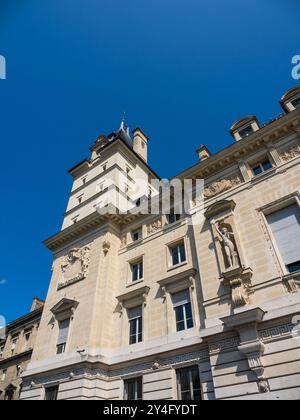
[126, 279, 144, 288]
[250, 167, 277, 184]
[167, 261, 188, 272]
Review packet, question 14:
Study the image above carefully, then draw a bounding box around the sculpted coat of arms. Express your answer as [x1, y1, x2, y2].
[58, 247, 90, 290]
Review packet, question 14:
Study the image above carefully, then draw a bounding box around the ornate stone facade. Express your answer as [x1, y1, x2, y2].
[8, 91, 300, 400]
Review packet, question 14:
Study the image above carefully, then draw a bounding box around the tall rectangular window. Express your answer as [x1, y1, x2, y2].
[45, 386, 59, 401]
[128, 306, 143, 345]
[124, 377, 143, 400]
[170, 242, 186, 266]
[177, 366, 202, 400]
[172, 290, 194, 332]
[267, 204, 300, 273]
[56, 319, 70, 354]
[131, 260, 144, 282]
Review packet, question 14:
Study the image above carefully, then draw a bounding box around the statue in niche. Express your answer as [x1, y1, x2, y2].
[212, 220, 239, 269]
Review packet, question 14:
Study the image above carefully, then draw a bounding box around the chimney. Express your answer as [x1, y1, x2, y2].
[133, 128, 149, 162]
[197, 145, 211, 161]
[30, 297, 45, 312]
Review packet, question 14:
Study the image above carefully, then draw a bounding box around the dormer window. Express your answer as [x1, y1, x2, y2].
[239, 125, 254, 139]
[292, 97, 300, 109]
[230, 116, 260, 142]
[280, 87, 300, 112]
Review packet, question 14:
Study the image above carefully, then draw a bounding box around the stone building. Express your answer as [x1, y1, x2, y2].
[0, 298, 44, 400]
[20, 86, 300, 400]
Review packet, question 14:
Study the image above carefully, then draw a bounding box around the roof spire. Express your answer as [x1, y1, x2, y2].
[119, 111, 127, 131]
[117, 111, 131, 144]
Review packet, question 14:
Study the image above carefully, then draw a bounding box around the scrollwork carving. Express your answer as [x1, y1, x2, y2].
[204, 177, 241, 199]
[58, 246, 90, 290]
[147, 219, 162, 235]
[280, 145, 300, 163]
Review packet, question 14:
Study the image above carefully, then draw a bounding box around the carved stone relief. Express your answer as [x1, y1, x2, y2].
[58, 246, 90, 290]
[280, 145, 300, 163]
[204, 176, 242, 199]
[147, 218, 162, 235]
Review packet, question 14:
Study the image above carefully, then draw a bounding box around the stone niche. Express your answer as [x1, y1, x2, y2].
[205, 200, 253, 308]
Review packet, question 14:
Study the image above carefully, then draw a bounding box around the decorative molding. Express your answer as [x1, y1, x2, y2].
[282, 272, 300, 293]
[22, 350, 210, 390]
[158, 268, 197, 297]
[209, 336, 240, 354]
[280, 144, 300, 163]
[221, 267, 253, 308]
[120, 235, 127, 248]
[238, 341, 265, 379]
[102, 240, 111, 255]
[259, 323, 295, 343]
[116, 286, 150, 313]
[147, 218, 162, 235]
[58, 246, 90, 290]
[204, 177, 242, 199]
[50, 298, 79, 321]
[222, 308, 268, 392]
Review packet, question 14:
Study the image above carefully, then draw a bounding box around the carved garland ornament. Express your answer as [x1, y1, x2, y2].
[204, 177, 242, 199]
[58, 246, 90, 290]
[280, 145, 300, 163]
[147, 219, 162, 235]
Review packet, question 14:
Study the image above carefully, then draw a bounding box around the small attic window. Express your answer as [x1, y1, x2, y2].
[292, 97, 300, 109]
[280, 87, 300, 112]
[230, 116, 259, 142]
[239, 125, 254, 139]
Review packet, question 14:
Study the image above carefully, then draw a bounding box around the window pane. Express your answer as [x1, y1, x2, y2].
[172, 247, 179, 265]
[56, 343, 66, 354]
[262, 160, 272, 171]
[137, 378, 143, 400]
[287, 261, 300, 273]
[185, 302, 192, 319]
[132, 264, 138, 281]
[252, 165, 263, 176]
[179, 244, 186, 263]
[292, 97, 300, 108]
[45, 386, 59, 401]
[125, 378, 142, 400]
[191, 366, 201, 390]
[239, 126, 253, 138]
[179, 369, 190, 392]
[176, 321, 185, 332]
[139, 262, 143, 279]
[175, 306, 184, 323]
[127, 381, 136, 400]
[177, 366, 202, 401]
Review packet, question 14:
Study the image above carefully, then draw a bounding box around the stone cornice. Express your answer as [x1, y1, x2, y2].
[0, 349, 33, 366]
[44, 208, 141, 252]
[175, 109, 300, 180]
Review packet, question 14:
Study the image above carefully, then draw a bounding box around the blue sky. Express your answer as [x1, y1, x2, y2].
[0, 0, 299, 322]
